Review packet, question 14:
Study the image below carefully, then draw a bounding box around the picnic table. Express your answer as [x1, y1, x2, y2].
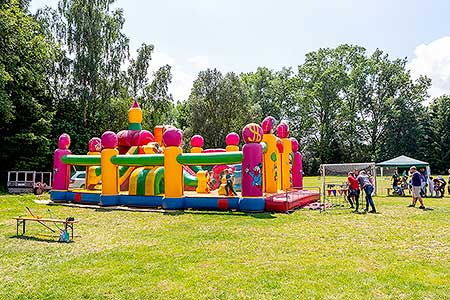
[14, 217, 79, 239]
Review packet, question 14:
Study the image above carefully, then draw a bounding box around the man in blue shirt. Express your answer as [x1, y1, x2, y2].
[356, 170, 376, 213]
[409, 166, 425, 209]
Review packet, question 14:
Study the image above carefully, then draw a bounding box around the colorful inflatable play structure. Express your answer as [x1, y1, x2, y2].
[51, 101, 319, 212]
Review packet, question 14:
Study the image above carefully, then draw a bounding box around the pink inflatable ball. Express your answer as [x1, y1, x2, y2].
[116, 130, 130, 146]
[277, 122, 289, 138]
[163, 128, 183, 147]
[191, 135, 204, 148]
[261, 116, 276, 134]
[290, 137, 299, 152]
[101, 131, 118, 149]
[133, 130, 154, 146]
[242, 123, 263, 144]
[226, 132, 240, 146]
[88, 137, 102, 152]
[58, 133, 71, 149]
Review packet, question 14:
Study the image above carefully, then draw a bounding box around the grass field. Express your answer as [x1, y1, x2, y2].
[1, 177, 449, 299]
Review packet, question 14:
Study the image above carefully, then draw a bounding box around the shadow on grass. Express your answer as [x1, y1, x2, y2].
[62, 205, 279, 219]
[48, 203, 279, 218]
[94, 207, 165, 214]
[94, 207, 130, 214]
[245, 212, 277, 219]
[10, 235, 72, 244]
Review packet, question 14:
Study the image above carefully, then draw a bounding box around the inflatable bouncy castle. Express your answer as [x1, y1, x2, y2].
[51, 101, 319, 212]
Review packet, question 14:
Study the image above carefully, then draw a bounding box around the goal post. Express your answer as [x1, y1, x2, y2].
[319, 162, 377, 208]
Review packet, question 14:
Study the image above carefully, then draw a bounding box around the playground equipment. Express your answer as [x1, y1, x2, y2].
[50, 101, 319, 212]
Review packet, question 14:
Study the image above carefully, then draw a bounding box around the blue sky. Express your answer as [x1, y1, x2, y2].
[30, 0, 450, 101]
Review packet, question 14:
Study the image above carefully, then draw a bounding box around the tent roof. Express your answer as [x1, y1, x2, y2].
[376, 155, 429, 167]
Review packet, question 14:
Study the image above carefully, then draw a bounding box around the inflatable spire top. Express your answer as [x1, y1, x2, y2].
[128, 100, 143, 130]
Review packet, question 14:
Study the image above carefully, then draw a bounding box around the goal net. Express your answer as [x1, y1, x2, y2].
[319, 162, 376, 209]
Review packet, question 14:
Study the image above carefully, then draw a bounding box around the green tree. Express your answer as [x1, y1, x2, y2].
[56, 0, 130, 126]
[352, 50, 429, 160]
[296, 46, 354, 164]
[0, 0, 59, 171]
[241, 67, 308, 141]
[278, 67, 313, 145]
[36, 0, 131, 154]
[241, 67, 281, 120]
[423, 96, 450, 173]
[127, 43, 154, 99]
[186, 69, 261, 149]
[295, 45, 431, 172]
[379, 75, 430, 161]
[37, 0, 175, 154]
[142, 64, 175, 128]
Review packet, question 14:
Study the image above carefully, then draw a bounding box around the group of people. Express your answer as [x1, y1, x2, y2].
[347, 170, 377, 214]
[392, 167, 450, 198]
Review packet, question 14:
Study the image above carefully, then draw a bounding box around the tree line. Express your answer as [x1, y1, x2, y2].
[1, 0, 450, 181]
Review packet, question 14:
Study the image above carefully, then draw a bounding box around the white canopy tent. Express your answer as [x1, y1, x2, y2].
[376, 155, 430, 177]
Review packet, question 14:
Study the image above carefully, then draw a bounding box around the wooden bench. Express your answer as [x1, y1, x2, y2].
[14, 217, 79, 240]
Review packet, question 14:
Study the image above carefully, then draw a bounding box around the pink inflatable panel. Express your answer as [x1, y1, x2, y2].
[265, 190, 320, 212]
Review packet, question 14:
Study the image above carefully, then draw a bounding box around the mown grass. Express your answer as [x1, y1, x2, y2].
[0, 177, 449, 299]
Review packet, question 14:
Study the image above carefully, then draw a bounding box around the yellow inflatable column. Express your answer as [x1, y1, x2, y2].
[262, 134, 278, 193]
[196, 171, 210, 193]
[86, 137, 102, 189]
[218, 176, 227, 195]
[128, 100, 143, 130]
[100, 131, 119, 206]
[276, 140, 283, 191]
[225, 132, 240, 152]
[162, 128, 184, 210]
[190, 135, 204, 153]
[281, 137, 292, 190]
[277, 122, 292, 191]
[261, 117, 278, 193]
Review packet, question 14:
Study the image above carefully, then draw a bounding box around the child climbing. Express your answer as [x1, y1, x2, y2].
[225, 168, 237, 196]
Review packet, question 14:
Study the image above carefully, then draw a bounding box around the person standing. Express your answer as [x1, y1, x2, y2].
[408, 166, 425, 209]
[357, 170, 376, 213]
[427, 174, 435, 197]
[347, 171, 360, 212]
[419, 168, 427, 197]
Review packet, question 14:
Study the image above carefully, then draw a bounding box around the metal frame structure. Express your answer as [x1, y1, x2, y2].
[319, 162, 376, 212]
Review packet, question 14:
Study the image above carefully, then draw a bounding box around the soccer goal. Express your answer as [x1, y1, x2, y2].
[319, 162, 377, 210]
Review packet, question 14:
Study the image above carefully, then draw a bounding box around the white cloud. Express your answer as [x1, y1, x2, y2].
[188, 55, 210, 70]
[408, 36, 450, 99]
[171, 68, 195, 102]
[148, 51, 176, 73]
[150, 51, 196, 101]
[128, 48, 194, 101]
